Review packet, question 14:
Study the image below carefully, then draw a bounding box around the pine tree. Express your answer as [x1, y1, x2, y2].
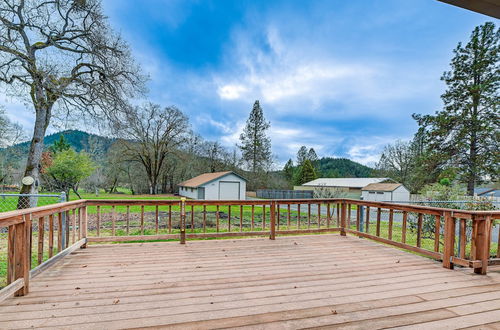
[296, 146, 308, 166]
[413, 22, 499, 195]
[307, 148, 318, 162]
[238, 100, 272, 173]
[49, 135, 71, 154]
[298, 159, 317, 184]
[283, 159, 294, 183]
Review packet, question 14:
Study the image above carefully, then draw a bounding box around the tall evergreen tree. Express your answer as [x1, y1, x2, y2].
[283, 159, 294, 183]
[49, 135, 71, 154]
[298, 159, 317, 184]
[413, 22, 499, 195]
[307, 148, 319, 162]
[238, 100, 272, 173]
[296, 146, 308, 166]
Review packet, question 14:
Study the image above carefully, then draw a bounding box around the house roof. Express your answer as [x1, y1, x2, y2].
[475, 188, 500, 197]
[302, 178, 390, 189]
[362, 183, 402, 192]
[178, 171, 246, 188]
[438, 0, 500, 19]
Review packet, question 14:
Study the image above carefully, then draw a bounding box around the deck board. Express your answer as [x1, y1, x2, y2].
[1, 234, 499, 329]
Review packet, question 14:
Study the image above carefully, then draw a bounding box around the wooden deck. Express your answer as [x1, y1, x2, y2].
[1, 234, 500, 329]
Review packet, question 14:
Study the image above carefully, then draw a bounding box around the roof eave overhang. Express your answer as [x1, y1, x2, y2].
[438, 0, 500, 19]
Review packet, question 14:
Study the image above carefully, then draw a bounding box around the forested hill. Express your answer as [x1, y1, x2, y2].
[316, 157, 375, 177]
[2, 130, 115, 156]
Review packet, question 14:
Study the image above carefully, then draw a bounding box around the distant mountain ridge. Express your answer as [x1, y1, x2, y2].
[1, 130, 115, 156]
[316, 157, 375, 178]
[3, 130, 375, 179]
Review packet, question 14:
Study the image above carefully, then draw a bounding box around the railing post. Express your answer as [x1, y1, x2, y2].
[81, 205, 88, 248]
[359, 204, 365, 232]
[59, 192, 67, 249]
[180, 198, 186, 244]
[12, 214, 30, 296]
[442, 211, 455, 270]
[7, 225, 15, 284]
[471, 215, 491, 275]
[269, 201, 276, 240]
[340, 201, 347, 236]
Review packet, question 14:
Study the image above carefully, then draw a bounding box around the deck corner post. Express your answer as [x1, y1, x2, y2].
[442, 211, 455, 270]
[270, 201, 276, 240]
[13, 214, 30, 296]
[180, 198, 186, 244]
[472, 214, 491, 275]
[340, 201, 347, 236]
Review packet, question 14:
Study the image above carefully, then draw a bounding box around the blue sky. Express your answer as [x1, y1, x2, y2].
[3, 0, 492, 166]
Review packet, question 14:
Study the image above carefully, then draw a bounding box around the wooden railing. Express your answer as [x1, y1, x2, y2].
[0, 198, 498, 301]
[0, 200, 86, 300]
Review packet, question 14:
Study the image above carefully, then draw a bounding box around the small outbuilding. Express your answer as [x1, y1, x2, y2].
[295, 177, 391, 199]
[178, 171, 247, 200]
[361, 183, 410, 202]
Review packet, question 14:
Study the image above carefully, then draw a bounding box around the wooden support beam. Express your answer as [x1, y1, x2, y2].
[376, 208, 381, 237]
[442, 212, 455, 270]
[417, 213, 423, 248]
[269, 201, 276, 240]
[434, 215, 441, 253]
[37, 217, 44, 265]
[472, 215, 491, 275]
[340, 202, 347, 236]
[14, 214, 30, 296]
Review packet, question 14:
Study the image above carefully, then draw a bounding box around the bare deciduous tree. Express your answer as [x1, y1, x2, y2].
[0, 107, 24, 148]
[0, 107, 24, 186]
[0, 0, 145, 197]
[377, 140, 416, 186]
[116, 103, 190, 194]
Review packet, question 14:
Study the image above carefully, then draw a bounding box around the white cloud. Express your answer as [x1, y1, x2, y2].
[217, 84, 248, 100]
[213, 24, 442, 122]
[347, 136, 399, 166]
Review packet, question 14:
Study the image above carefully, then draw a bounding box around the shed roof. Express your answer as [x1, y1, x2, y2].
[302, 178, 390, 189]
[362, 183, 402, 192]
[178, 171, 246, 188]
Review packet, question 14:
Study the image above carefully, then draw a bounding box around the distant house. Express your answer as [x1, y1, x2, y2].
[178, 171, 247, 200]
[295, 178, 392, 198]
[361, 183, 410, 202]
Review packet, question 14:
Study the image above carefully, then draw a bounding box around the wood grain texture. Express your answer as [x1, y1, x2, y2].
[1, 234, 499, 329]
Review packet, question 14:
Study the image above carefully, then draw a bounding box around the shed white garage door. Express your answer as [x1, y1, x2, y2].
[219, 181, 240, 200]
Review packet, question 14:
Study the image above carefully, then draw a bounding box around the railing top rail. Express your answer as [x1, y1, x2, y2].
[185, 199, 273, 206]
[0, 199, 86, 227]
[85, 199, 181, 206]
[1, 198, 499, 227]
[343, 199, 500, 218]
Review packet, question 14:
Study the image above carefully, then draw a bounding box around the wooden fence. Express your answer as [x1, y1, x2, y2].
[0, 198, 499, 301]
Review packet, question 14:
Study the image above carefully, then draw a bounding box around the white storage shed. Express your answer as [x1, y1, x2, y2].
[178, 171, 247, 200]
[361, 183, 410, 202]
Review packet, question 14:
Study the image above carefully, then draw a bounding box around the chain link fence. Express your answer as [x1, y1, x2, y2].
[354, 199, 500, 257]
[256, 189, 314, 199]
[0, 193, 66, 213]
[390, 200, 500, 211]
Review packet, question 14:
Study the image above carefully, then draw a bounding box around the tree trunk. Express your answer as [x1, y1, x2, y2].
[72, 186, 82, 199]
[467, 134, 477, 196]
[161, 175, 168, 194]
[18, 106, 51, 208]
[149, 178, 158, 195]
[467, 93, 479, 197]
